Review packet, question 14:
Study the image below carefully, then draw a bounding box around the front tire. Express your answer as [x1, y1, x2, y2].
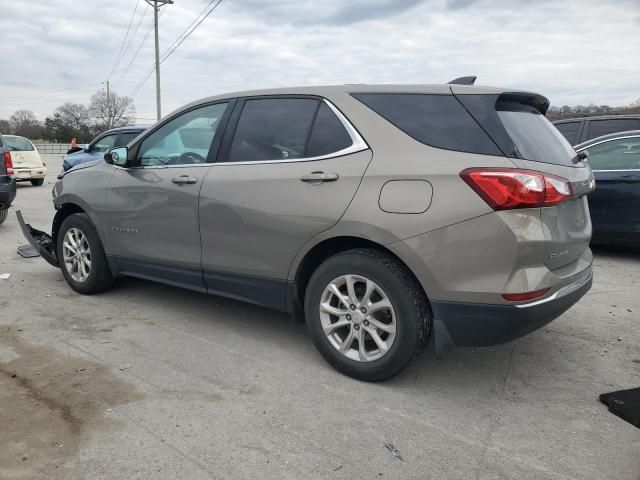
[305, 248, 430, 381]
[31, 178, 44, 186]
[0, 208, 7, 225]
[57, 213, 114, 294]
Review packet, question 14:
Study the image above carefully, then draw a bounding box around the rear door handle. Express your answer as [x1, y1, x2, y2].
[172, 175, 198, 185]
[300, 172, 339, 183]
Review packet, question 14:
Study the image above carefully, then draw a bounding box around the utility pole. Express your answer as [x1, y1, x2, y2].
[145, 0, 173, 121]
[106, 80, 111, 129]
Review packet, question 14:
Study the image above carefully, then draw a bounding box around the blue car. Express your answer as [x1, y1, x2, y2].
[63, 126, 149, 171]
[575, 130, 640, 247]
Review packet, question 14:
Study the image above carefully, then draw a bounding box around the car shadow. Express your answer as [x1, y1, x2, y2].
[99, 276, 566, 394]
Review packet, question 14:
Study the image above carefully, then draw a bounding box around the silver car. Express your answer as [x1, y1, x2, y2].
[18, 81, 595, 381]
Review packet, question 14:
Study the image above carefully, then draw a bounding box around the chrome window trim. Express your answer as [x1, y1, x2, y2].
[113, 163, 213, 171]
[115, 98, 369, 170]
[577, 134, 640, 172]
[214, 98, 369, 166]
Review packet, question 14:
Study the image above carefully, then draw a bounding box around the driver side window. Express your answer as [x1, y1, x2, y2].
[92, 134, 117, 152]
[138, 102, 229, 167]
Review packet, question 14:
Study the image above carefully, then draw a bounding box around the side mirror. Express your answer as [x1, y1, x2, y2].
[105, 147, 128, 167]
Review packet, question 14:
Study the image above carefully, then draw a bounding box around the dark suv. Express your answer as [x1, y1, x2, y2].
[553, 115, 640, 146]
[0, 134, 17, 225]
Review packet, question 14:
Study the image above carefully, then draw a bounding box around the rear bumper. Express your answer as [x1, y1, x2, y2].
[16, 210, 59, 267]
[0, 174, 17, 208]
[431, 269, 592, 352]
[14, 167, 47, 180]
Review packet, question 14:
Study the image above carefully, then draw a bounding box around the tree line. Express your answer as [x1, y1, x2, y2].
[546, 98, 640, 120]
[0, 90, 135, 143]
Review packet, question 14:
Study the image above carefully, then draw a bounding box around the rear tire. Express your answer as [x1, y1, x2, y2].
[31, 178, 44, 186]
[57, 213, 114, 294]
[0, 208, 7, 225]
[304, 248, 430, 381]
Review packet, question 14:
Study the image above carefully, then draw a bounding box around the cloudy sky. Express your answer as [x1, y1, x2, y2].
[0, 0, 638, 122]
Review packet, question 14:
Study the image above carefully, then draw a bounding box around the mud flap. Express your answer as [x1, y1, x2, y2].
[15, 210, 59, 267]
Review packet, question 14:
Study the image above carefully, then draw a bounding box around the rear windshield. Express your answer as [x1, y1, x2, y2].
[5, 135, 34, 151]
[497, 102, 576, 166]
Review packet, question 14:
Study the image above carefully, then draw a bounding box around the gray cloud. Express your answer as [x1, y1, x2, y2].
[0, 0, 638, 122]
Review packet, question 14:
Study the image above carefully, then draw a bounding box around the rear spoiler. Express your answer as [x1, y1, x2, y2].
[498, 92, 550, 116]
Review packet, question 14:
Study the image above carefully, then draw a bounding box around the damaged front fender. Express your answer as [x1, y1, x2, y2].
[16, 210, 59, 267]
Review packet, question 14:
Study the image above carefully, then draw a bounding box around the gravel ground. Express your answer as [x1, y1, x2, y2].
[0, 154, 639, 480]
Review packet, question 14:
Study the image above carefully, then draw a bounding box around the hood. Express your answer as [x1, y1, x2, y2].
[58, 159, 102, 179]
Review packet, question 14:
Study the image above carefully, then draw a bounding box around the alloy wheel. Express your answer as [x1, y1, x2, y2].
[319, 274, 397, 362]
[62, 228, 92, 283]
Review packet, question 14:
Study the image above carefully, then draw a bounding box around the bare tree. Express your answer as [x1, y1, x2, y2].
[57, 102, 91, 130]
[0, 119, 11, 134]
[9, 110, 42, 138]
[88, 90, 136, 130]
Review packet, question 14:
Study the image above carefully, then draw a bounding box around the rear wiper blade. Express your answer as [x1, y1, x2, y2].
[572, 150, 589, 165]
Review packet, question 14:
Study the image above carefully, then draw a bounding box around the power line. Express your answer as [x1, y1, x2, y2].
[114, 6, 149, 78]
[108, 0, 142, 80]
[112, 8, 164, 89]
[130, 0, 224, 97]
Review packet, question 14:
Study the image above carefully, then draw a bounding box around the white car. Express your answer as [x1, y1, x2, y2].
[4, 135, 47, 186]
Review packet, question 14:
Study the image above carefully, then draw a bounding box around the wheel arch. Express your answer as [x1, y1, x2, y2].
[288, 235, 431, 318]
[52, 203, 87, 251]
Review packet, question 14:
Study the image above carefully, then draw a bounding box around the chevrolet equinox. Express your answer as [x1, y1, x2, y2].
[18, 81, 595, 381]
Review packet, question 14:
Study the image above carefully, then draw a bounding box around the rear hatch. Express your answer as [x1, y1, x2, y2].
[5, 136, 43, 169]
[454, 89, 595, 270]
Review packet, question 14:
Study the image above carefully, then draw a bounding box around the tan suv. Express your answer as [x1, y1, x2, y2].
[19, 81, 595, 381]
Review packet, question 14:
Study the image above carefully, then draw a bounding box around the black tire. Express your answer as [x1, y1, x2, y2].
[31, 178, 44, 186]
[56, 213, 115, 294]
[0, 208, 7, 225]
[305, 248, 430, 381]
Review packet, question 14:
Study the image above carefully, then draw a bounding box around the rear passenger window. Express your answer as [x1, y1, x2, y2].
[227, 98, 319, 162]
[306, 103, 352, 157]
[116, 132, 140, 147]
[587, 119, 640, 140]
[352, 93, 501, 156]
[554, 122, 580, 144]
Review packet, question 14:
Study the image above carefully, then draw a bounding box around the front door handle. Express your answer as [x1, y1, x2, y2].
[300, 172, 339, 183]
[172, 175, 198, 185]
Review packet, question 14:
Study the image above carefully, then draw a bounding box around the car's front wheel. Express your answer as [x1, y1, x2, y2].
[0, 208, 7, 225]
[57, 213, 114, 294]
[305, 248, 430, 381]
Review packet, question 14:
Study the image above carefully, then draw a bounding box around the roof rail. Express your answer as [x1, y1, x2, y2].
[447, 76, 477, 85]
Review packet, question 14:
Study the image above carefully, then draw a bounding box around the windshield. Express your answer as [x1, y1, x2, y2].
[497, 101, 576, 166]
[4, 135, 34, 151]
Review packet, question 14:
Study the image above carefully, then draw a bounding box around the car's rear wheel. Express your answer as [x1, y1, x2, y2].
[305, 248, 430, 381]
[31, 178, 44, 186]
[57, 213, 114, 294]
[0, 208, 7, 225]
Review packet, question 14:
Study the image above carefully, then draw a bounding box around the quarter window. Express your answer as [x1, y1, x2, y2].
[554, 122, 580, 144]
[584, 137, 640, 170]
[306, 103, 353, 157]
[226, 98, 319, 162]
[138, 102, 228, 166]
[352, 93, 501, 156]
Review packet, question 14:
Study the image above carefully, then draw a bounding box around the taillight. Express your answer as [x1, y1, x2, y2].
[3, 151, 13, 175]
[460, 168, 572, 210]
[502, 288, 550, 302]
